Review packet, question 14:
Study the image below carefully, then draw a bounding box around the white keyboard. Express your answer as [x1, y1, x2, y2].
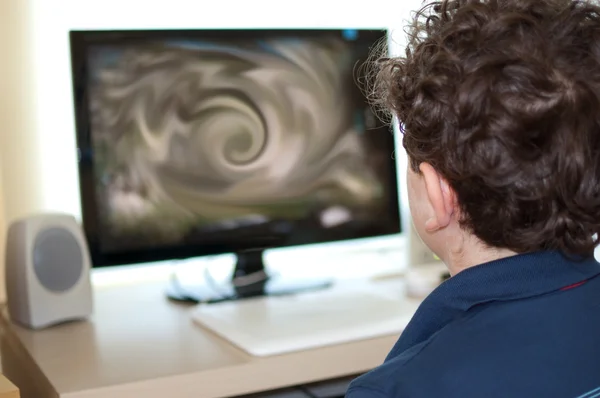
[190, 285, 420, 357]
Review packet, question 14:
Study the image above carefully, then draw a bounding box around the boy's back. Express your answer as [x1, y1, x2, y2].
[347, 0, 600, 396]
[347, 252, 600, 397]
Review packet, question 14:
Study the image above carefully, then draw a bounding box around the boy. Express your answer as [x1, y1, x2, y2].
[347, 0, 600, 397]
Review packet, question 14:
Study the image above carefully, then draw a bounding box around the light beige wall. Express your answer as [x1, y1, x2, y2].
[0, 0, 38, 302]
[0, 170, 4, 302]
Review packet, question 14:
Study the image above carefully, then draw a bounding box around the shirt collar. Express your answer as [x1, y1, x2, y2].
[386, 251, 600, 361]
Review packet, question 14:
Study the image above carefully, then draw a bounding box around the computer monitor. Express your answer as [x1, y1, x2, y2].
[69, 28, 401, 302]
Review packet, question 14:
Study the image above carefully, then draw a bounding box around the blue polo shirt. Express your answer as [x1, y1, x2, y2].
[347, 251, 600, 398]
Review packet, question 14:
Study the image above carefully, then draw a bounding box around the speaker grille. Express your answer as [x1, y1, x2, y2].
[33, 227, 84, 292]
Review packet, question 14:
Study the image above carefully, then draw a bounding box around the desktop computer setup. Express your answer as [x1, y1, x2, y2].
[69, 28, 440, 356]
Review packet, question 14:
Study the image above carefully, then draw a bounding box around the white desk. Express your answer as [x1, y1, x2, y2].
[0, 277, 414, 398]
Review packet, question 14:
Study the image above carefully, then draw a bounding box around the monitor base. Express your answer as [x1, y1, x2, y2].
[166, 271, 333, 304]
[165, 248, 333, 303]
[167, 248, 333, 303]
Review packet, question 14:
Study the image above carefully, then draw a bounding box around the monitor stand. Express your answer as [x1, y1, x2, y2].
[165, 248, 333, 304]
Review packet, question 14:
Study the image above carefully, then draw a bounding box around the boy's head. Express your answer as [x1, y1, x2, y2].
[374, 0, 600, 269]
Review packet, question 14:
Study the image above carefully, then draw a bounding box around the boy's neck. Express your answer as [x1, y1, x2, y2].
[445, 239, 517, 276]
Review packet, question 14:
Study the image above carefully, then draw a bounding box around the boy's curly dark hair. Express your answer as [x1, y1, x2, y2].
[372, 0, 600, 256]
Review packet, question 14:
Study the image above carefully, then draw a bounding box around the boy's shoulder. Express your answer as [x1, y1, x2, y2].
[345, 338, 433, 398]
[346, 309, 490, 398]
[346, 279, 600, 398]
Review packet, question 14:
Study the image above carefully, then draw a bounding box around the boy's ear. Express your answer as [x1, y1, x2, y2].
[419, 162, 456, 232]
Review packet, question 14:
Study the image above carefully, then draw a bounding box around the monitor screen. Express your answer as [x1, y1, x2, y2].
[70, 29, 401, 267]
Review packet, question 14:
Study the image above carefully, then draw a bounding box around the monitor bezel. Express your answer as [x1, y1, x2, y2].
[69, 28, 401, 267]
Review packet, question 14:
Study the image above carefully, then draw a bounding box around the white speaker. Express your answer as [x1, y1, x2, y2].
[5, 213, 93, 329]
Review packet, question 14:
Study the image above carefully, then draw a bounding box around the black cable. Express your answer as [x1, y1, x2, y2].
[298, 386, 319, 398]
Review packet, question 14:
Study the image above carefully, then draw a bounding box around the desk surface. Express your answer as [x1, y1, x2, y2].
[0, 375, 19, 398]
[0, 278, 408, 398]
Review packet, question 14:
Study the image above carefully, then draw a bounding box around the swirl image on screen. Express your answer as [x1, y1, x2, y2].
[87, 36, 395, 250]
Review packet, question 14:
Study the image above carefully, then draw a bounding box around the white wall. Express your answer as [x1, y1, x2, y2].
[6, 0, 596, 280]
[0, 0, 38, 302]
[20, 0, 418, 223]
[1, 0, 39, 226]
[1, 0, 425, 286]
